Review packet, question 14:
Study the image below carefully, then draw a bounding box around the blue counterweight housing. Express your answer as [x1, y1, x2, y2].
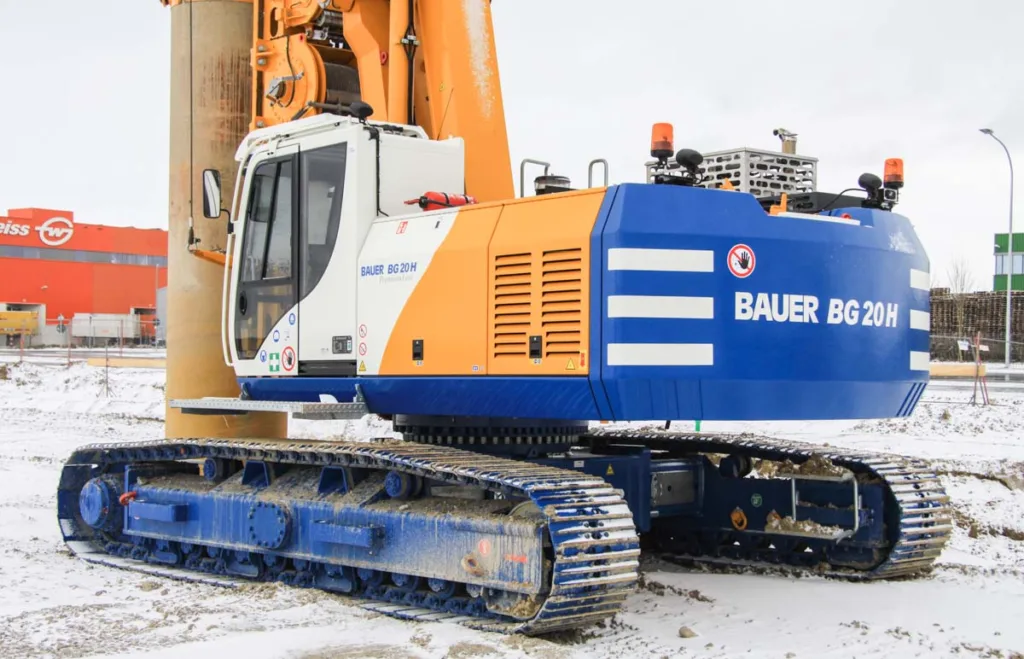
[591, 183, 930, 422]
[237, 182, 930, 423]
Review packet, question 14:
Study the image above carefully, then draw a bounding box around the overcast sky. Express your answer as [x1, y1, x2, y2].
[1, 0, 1021, 290]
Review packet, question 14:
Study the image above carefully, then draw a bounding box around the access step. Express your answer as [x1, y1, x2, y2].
[169, 397, 369, 420]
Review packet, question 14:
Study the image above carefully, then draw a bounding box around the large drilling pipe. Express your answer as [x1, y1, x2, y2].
[164, 0, 286, 440]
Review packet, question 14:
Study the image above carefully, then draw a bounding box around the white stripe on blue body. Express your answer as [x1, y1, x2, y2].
[605, 248, 715, 367]
[607, 248, 714, 273]
[607, 295, 714, 319]
[908, 269, 930, 371]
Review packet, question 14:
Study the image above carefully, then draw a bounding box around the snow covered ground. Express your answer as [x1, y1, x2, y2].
[1, 357, 1023, 659]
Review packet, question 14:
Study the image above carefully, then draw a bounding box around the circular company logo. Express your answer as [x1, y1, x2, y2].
[37, 217, 74, 247]
[727, 244, 756, 278]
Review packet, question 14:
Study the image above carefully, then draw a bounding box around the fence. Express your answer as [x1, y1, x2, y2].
[930, 334, 1024, 364]
[929, 288, 1024, 363]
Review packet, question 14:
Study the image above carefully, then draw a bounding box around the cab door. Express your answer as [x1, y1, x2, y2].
[294, 135, 353, 375]
[231, 145, 300, 377]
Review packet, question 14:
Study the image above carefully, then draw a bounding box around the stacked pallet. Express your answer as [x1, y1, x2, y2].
[929, 289, 1024, 360]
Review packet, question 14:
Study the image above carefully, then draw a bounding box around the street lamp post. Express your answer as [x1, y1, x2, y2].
[980, 128, 1015, 368]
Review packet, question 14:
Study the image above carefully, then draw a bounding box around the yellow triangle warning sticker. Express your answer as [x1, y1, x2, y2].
[358, 361, 366, 373]
[566, 358, 576, 371]
[606, 464, 614, 476]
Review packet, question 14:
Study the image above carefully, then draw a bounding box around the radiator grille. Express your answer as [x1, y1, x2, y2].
[540, 248, 583, 357]
[492, 252, 532, 357]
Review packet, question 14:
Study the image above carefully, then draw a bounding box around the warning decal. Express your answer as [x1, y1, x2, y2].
[566, 358, 576, 371]
[727, 244, 756, 278]
[282, 346, 296, 372]
[606, 464, 614, 476]
[358, 361, 366, 373]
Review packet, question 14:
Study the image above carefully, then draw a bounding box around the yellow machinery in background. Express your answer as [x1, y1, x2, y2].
[0, 311, 38, 336]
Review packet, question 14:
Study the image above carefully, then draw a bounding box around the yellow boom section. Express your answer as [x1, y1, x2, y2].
[162, 0, 514, 202]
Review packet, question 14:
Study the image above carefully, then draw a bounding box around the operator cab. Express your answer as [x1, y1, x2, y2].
[200, 102, 466, 379]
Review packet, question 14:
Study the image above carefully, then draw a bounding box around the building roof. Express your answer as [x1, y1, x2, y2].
[0, 208, 166, 256]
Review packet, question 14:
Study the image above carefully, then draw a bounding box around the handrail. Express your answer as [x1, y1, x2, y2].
[519, 158, 550, 197]
[588, 159, 609, 187]
[221, 162, 247, 368]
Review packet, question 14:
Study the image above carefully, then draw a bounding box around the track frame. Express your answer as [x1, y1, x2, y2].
[58, 437, 640, 635]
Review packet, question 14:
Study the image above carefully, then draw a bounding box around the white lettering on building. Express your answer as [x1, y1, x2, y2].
[0, 217, 75, 246]
[736, 292, 898, 327]
[0, 221, 30, 237]
[36, 217, 74, 246]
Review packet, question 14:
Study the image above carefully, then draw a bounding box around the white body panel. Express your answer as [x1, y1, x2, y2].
[253, 305, 299, 374]
[355, 210, 459, 374]
[301, 132, 465, 366]
[294, 129, 364, 366]
[228, 142, 300, 378]
[224, 114, 465, 379]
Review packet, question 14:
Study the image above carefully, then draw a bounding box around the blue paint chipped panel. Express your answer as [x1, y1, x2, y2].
[124, 470, 547, 595]
[58, 438, 642, 635]
[57, 430, 951, 635]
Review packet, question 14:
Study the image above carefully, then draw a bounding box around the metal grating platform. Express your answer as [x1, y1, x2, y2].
[169, 397, 370, 420]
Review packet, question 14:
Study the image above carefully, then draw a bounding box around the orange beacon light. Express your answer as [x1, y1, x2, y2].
[651, 123, 674, 160]
[884, 158, 904, 189]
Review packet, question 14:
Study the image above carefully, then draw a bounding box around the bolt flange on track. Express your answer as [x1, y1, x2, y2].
[57, 438, 640, 635]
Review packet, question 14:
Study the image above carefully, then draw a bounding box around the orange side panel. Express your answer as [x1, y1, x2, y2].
[379, 205, 503, 375]
[488, 189, 605, 376]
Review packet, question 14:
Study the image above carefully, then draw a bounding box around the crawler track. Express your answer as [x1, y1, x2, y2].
[585, 429, 953, 578]
[56, 430, 953, 635]
[57, 438, 640, 635]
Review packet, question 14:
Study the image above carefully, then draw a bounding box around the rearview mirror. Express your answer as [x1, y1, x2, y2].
[202, 169, 222, 219]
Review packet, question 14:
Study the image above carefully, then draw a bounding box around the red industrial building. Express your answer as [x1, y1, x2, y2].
[0, 207, 167, 345]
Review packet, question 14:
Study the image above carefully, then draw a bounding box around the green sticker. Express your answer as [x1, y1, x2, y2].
[269, 352, 281, 373]
[751, 493, 763, 507]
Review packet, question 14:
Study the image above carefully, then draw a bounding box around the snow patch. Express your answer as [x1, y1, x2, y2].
[3, 360, 1024, 657]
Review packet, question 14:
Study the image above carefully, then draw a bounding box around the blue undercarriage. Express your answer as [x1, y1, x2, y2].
[60, 431, 949, 634]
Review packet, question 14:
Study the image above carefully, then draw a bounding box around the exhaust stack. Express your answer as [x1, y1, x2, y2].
[774, 128, 798, 154]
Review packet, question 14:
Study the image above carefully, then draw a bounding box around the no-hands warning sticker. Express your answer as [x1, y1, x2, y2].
[282, 346, 296, 372]
[727, 244, 756, 278]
